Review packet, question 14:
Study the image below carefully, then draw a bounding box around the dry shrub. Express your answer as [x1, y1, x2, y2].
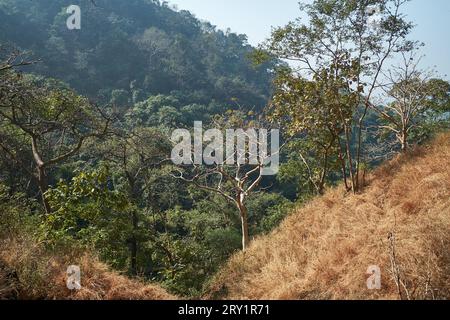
[206, 133, 450, 300]
[0, 267, 17, 299]
[0, 235, 175, 300]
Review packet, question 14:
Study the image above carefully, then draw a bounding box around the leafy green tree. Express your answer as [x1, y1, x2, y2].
[270, 69, 347, 193]
[0, 72, 110, 213]
[260, 0, 414, 192]
[96, 127, 172, 275]
[127, 95, 180, 127]
[44, 167, 131, 269]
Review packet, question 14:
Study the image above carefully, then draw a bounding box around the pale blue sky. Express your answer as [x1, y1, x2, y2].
[169, 0, 450, 78]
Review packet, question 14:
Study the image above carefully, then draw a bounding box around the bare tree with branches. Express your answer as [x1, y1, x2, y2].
[372, 52, 450, 151]
[0, 46, 38, 72]
[172, 112, 280, 251]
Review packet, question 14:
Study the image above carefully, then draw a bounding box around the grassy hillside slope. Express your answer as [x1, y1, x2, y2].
[0, 236, 175, 300]
[207, 133, 450, 300]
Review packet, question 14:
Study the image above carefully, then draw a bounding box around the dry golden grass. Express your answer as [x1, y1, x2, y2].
[0, 236, 175, 300]
[206, 133, 450, 300]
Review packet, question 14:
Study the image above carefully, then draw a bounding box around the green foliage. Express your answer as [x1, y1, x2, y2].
[270, 70, 345, 194]
[0, 0, 276, 109]
[260, 201, 294, 234]
[141, 204, 241, 296]
[246, 193, 292, 234]
[0, 184, 39, 238]
[44, 167, 131, 268]
[265, 0, 416, 192]
[110, 89, 131, 107]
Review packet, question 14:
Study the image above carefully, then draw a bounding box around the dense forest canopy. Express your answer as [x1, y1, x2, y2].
[0, 0, 276, 109]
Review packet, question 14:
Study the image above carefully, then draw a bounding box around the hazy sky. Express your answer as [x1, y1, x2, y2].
[169, 0, 450, 78]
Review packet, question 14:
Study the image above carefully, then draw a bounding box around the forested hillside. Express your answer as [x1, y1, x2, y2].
[1, 0, 449, 300]
[0, 0, 288, 297]
[0, 0, 275, 109]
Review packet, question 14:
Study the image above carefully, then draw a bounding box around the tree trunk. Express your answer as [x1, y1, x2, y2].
[237, 202, 250, 251]
[31, 137, 51, 213]
[130, 237, 137, 276]
[337, 137, 350, 191]
[400, 129, 408, 152]
[355, 111, 367, 192]
[343, 126, 356, 193]
[318, 149, 330, 195]
[130, 211, 138, 276]
[37, 165, 51, 214]
[128, 174, 139, 276]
